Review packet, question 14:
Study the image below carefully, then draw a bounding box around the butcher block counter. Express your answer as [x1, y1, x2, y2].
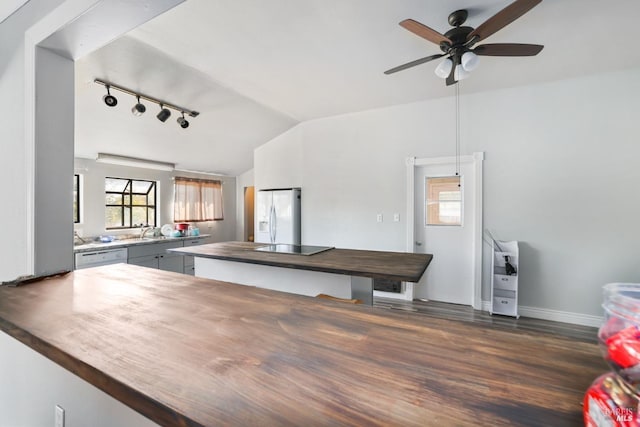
[0, 264, 603, 426]
[169, 241, 433, 304]
[169, 241, 432, 282]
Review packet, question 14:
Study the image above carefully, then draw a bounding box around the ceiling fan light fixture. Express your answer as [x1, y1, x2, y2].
[454, 64, 471, 81]
[131, 96, 146, 116]
[461, 51, 479, 72]
[434, 58, 453, 78]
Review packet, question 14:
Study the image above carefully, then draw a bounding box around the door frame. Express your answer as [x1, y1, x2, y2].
[405, 152, 484, 309]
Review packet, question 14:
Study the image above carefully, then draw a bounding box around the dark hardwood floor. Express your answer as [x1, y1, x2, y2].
[373, 297, 599, 343]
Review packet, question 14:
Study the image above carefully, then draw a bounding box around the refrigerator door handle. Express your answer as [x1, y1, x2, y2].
[269, 205, 276, 243]
[272, 205, 278, 243]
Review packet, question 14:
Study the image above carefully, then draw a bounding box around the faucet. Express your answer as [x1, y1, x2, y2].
[74, 231, 88, 244]
[140, 224, 154, 239]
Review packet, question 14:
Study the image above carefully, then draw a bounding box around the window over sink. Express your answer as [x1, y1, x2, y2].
[105, 177, 157, 229]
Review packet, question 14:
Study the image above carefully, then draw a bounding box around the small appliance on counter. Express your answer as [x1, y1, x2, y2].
[175, 223, 190, 237]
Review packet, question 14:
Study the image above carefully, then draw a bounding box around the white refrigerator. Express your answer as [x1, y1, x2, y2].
[255, 188, 301, 244]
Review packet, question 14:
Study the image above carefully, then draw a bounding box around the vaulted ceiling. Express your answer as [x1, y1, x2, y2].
[74, 0, 640, 176]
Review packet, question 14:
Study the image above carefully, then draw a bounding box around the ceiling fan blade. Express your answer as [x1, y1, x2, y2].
[384, 53, 445, 75]
[467, 0, 542, 43]
[399, 19, 452, 46]
[474, 43, 543, 56]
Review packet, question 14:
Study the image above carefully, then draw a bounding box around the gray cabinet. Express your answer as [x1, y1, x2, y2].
[128, 241, 184, 273]
[182, 238, 204, 276]
[127, 238, 208, 274]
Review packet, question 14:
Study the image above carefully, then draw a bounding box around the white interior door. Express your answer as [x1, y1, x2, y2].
[414, 159, 476, 306]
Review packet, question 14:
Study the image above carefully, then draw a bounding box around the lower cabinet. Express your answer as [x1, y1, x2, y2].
[182, 238, 203, 276]
[127, 238, 208, 275]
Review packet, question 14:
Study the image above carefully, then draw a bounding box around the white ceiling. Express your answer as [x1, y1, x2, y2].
[75, 0, 640, 176]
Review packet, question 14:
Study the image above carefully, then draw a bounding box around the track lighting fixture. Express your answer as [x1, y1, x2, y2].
[157, 104, 171, 122]
[177, 112, 189, 129]
[94, 79, 200, 128]
[103, 85, 117, 107]
[131, 96, 146, 116]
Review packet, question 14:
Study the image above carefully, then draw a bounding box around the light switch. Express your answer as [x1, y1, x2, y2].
[376, 214, 383, 223]
[393, 213, 400, 222]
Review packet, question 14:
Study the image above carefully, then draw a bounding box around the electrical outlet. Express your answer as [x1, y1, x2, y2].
[376, 213, 383, 223]
[55, 405, 65, 427]
[393, 213, 400, 222]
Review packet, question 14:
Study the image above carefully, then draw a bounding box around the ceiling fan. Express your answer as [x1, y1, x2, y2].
[384, 0, 544, 86]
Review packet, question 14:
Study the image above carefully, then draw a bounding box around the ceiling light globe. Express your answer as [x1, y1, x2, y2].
[461, 51, 479, 72]
[434, 58, 453, 79]
[454, 64, 471, 81]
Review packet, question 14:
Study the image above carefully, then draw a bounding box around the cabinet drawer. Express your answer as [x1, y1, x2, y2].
[492, 297, 517, 315]
[128, 240, 184, 258]
[493, 274, 517, 291]
[183, 238, 206, 247]
[493, 288, 516, 299]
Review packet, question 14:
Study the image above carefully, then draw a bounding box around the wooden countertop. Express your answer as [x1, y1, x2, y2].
[169, 241, 433, 282]
[0, 264, 603, 426]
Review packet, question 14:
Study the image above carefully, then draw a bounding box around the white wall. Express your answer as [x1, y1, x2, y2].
[0, 332, 159, 427]
[254, 68, 640, 318]
[74, 158, 236, 242]
[0, 0, 66, 281]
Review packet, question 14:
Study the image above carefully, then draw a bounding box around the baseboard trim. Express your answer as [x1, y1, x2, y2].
[481, 301, 602, 328]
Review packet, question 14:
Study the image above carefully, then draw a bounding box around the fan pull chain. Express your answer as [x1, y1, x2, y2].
[455, 83, 461, 187]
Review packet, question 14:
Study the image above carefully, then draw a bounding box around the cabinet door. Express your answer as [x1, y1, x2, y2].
[128, 255, 159, 269]
[158, 254, 184, 273]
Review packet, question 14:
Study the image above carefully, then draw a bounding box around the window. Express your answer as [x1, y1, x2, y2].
[174, 177, 224, 222]
[105, 177, 156, 229]
[426, 176, 461, 226]
[73, 174, 80, 223]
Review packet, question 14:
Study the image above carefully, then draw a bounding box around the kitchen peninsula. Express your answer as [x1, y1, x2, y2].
[169, 241, 433, 304]
[0, 264, 603, 426]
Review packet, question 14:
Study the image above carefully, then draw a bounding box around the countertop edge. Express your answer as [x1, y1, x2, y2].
[169, 246, 432, 283]
[74, 235, 211, 254]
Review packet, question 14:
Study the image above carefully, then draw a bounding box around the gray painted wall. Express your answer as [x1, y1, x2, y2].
[255, 68, 640, 319]
[35, 46, 75, 275]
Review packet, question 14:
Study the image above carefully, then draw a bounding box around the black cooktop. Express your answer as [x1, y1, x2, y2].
[254, 244, 334, 256]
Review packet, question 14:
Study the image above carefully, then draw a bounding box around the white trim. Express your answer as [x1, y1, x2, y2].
[481, 301, 602, 328]
[406, 153, 484, 308]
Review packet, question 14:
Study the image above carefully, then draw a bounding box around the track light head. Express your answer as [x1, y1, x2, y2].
[157, 104, 171, 122]
[131, 96, 146, 116]
[177, 112, 189, 129]
[103, 85, 117, 107]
